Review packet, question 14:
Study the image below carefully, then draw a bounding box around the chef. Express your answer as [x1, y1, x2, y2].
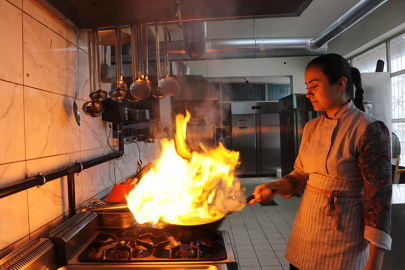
[249, 53, 392, 270]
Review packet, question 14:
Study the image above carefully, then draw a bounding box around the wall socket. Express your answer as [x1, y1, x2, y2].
[112, 138, 119, 146]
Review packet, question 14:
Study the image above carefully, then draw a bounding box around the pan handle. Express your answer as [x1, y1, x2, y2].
[245, 189, 278, 204]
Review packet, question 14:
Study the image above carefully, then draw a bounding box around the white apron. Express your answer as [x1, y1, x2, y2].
[285, 173, 369, 270]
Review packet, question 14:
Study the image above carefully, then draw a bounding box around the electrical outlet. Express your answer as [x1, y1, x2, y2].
[112, 138, 119, 146]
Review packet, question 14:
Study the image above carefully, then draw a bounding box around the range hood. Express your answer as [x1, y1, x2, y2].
[171, 75, 219, 101]
[36, 0, 312, 29]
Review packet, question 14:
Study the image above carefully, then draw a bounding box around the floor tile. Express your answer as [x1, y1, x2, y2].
[230, 177, 301, 270]
[236, 245, 255, 252]
[237, 251, 257, 259]
[258, 257, 281, 266]
[239, 258, 260, 267]
[255, 250, 277, 258]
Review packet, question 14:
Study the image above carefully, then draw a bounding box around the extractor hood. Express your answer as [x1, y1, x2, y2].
[172, 75, 219, 101]
[36, 0, 312, 29]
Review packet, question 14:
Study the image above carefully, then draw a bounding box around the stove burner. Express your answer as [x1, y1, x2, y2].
[172, 242, 200, 259]
[104, 241, 136, 260]
[77, 228, 228, 262]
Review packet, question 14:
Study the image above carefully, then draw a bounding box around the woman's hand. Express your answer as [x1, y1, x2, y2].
[248, 182, 280, 205]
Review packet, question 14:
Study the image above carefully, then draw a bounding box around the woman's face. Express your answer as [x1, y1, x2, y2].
[305, 65, 347, 118]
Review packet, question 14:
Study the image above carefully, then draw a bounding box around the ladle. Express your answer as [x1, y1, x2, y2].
[152, 23, 165, 99]
[128, 23, 151, 101]
[109, 26, 127, 101]
[82, 30, 105, 117]
[158, 22, 179, 96]
[89, 28, 107, 102]
[126, 24, 140, 102]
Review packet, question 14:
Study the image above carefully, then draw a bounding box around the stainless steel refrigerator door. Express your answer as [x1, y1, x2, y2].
[232, 114, 257, 175]
[259, 114, 281, 175]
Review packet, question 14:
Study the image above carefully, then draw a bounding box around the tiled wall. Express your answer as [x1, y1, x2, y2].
[0, 0, 161, 257]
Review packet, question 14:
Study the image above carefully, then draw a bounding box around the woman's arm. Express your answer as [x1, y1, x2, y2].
[364, 243, 385, 270]
[358, 121, 392, 266]
[249, 171, 308, 204]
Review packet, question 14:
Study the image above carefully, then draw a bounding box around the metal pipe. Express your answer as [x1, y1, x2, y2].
[310, 0, 387, 49]
[0, 123, 125, 201]
[137, 37, 326, 62]
[67, 172, 76, 218]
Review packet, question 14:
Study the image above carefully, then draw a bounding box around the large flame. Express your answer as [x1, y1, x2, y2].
[126, 111, 245, 226]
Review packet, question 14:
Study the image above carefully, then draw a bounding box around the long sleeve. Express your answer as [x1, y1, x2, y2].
[358, 121, 392, 250]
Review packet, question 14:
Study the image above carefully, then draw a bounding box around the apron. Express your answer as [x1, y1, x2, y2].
[285, 173, 369, 270]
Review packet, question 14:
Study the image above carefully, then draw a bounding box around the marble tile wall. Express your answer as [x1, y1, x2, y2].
[0, 0, 161, 257]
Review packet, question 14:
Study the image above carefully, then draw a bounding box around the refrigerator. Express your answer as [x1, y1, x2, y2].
[279, 94, 319, 176]
[231, 102, 280, 176]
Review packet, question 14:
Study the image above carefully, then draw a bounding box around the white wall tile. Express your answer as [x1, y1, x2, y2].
[0, 1, 23, 84]
[0, 161, 26, 188]
[7, 0, 22, 9]
[24, 87, 80, 159]
[23, 0, 76, 45]
[23, 14, 77, 96]
[79, 147, 117, 203]
[78, 47, 90, 100]
[0, 191, 29, 251]
[0, 81, 25, 164]
[78, 99, 110, 151]
[26, 152, 80, 232]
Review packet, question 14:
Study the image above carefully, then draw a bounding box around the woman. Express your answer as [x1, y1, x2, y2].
[249, 53, 392, 270]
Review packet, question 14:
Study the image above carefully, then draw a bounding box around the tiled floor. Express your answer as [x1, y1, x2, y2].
[219, 177, 302, 270]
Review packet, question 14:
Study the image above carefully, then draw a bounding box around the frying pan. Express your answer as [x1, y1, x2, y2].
[87, 193, 259, 241]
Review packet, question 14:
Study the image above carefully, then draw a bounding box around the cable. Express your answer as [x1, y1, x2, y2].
[133, 140, 142, 174]
[113, 159, 123, 182]
[106, 123, 117, 153]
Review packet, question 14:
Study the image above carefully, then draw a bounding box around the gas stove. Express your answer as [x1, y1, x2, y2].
[50, 211, 238, 269]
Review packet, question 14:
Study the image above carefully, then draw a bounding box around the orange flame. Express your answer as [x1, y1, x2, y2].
[126, 111, 245, 226]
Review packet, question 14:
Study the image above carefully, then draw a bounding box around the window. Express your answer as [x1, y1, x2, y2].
[390, 33, 405, 73]
[267, 84, 291, 101]
[390, 33, 405, 158]
[352, 43, 387, 73]
[350, 32, 405, 159]
[221, 83, 266, 101]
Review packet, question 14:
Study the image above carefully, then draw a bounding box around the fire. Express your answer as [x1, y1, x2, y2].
[126, 111, 246, 226]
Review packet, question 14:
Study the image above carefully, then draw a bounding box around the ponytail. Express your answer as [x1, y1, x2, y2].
[351, 67, 365, 112]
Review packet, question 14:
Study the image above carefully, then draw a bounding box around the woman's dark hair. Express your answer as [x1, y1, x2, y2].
[307, 53, 365, 112]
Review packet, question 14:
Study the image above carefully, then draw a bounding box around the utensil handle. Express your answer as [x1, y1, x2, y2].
[155, 23, 160, 82]
[245, 189, 278, 203]
[164, 22, 169, 77]
[130, 24, 137, 81]
[87, 31, 93, 94]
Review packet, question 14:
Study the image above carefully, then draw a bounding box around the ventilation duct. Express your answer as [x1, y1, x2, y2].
[310, 0, 387, 49]
[146, 0, 387, 61]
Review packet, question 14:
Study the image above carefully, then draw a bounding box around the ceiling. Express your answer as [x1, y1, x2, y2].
[167, 0, 361, 41]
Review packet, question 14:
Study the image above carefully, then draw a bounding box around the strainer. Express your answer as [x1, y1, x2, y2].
[158, 22, 179, 96]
